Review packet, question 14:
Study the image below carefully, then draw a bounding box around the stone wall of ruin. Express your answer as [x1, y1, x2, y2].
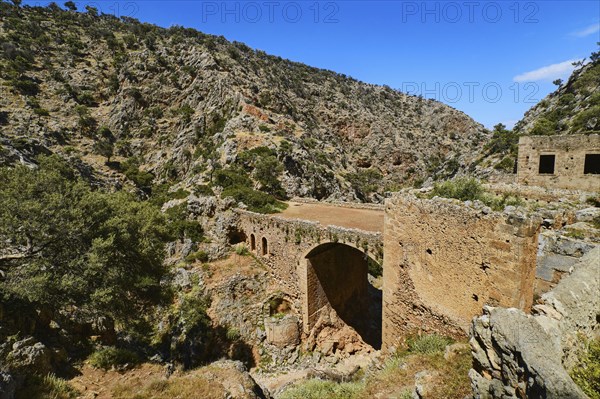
[516, 134, 600, 191]
[382, 195, 541, 349]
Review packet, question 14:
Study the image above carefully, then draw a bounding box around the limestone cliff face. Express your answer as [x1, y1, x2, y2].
[0, 3, 489, 201]
[469, 247, 600, 399]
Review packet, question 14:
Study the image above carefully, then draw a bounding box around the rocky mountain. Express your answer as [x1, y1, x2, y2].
[472, 53, 599, 176]
[0, 2, 489, 204]
[514, 56, 600, 136]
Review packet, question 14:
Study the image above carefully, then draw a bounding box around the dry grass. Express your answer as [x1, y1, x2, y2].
[112, 372, 225, 399]
[359, 344, 472, 399]
[16, 374, 79, 399]
[281, 337, 472, 399]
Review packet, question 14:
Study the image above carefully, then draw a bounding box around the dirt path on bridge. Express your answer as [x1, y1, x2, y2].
[276, 202, 384, 233]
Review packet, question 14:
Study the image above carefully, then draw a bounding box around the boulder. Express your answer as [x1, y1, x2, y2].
[413, 370, 438, 399]
[205, 360, 270, 399]
[264, 315, 299, 348]
[7, 337, 52, 376]
[574, 207, 600, 223]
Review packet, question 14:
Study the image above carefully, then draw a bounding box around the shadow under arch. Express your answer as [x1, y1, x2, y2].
[303, 242, 382, 349]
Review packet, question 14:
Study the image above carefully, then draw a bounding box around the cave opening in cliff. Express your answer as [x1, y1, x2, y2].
[304, 243, 382, 349]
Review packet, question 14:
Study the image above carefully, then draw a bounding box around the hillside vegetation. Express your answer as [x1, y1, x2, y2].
[476, 49, 600, 173]
[0, 1, 489, 204]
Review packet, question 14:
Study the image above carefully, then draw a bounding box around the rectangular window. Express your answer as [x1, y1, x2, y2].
[538, 154, 555, 174]
[584, 154, 600, 174]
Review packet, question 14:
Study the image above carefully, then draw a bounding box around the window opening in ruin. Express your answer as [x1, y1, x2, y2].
[583, 154, 600, 174]
[250, 234, 256, 251]
[538, 154, 555, 174]
[262, 237, 268, 255]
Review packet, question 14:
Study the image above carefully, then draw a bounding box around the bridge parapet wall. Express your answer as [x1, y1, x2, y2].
[234, 209, 383, 300]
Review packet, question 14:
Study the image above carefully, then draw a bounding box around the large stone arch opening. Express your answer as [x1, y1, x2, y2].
[303, 243, 382, 349]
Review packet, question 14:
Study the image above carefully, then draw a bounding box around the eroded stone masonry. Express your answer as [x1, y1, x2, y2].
[235, 209, 383, 348]
[517, 134, 600, 191]
[236, 194, 547, 353]
[382, 195, 541, 349]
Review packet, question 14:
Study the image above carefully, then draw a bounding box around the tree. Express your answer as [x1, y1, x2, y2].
[75, 105, 97, 135]
[254, 156, 285, 197]
[11, 0, 22, 6]
[85, 5, 98, 16]
[591, 42, 600, 63]
[0, 156, 172, 327]
[484, 123, 519, 156]
[552, 79, 563, 87]
[93, 138, 114, 163]
[64, 0, 77, 10]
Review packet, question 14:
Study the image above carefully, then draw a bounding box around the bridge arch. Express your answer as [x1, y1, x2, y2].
[301, 242, 382, 349]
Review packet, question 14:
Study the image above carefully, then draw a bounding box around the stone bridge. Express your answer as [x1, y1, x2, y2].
[234, 197, 542, 352]
[234, 203, 384, 347]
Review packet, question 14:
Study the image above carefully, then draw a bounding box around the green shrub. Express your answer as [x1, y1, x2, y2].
[75, 105, 97, 135]
[10, 77, 39, 95]
[430, 177, 484, 202]
[494, 156, 516, 172]
[76, 91, 96, 106]
[33, 107, 50, 117]
[234, 148, 285, 197]
[165, 203, 204, 242]
[169, 188, 190, 200]
[177, 104, 195, 124]
[571, 338, 600, 398]
[483, 192, 524, 211]
[185, 250, 208, 263]
[592, 215, 600, 230]
[572, 105, 600, 133]
[213, 168, 252, 189]
[193, 184, 214, 197]
[345, 169, 383, 199]
[254, 156, 285, 197]
[120, 157, 154, 191]
[279, 379, 364, 399]
[529, 118, 557, 136]
[586, 194, 600, 208]
[367, 258, 383, 278]
[88, 347, 140, 370]
[407, 334, 453, 355]
[234, 243, 249, 256]
[157, 287, 213, 369]
[222, 186, 287, 214]
[226, 327, 240, 340]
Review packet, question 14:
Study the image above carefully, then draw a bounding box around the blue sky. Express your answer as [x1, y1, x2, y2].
[28, 0, 600, 128]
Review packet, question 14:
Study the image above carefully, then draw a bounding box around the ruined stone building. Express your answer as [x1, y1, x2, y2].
[517, 134, 600, 191]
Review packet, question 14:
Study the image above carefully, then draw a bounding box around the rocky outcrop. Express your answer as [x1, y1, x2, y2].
[0, 337, 57, 399]
[469, 247, 599, 399]
[0, 3, 489, 202]
[0, 372, 16, 399]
